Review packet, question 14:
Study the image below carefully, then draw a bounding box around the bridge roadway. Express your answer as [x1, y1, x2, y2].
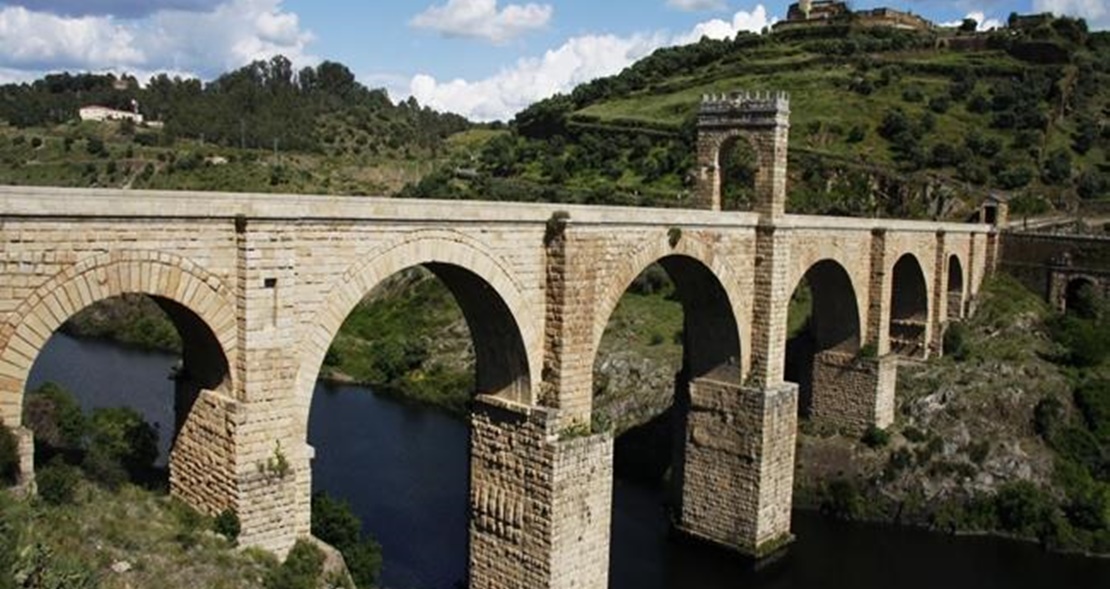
[0, 184, 994, 588]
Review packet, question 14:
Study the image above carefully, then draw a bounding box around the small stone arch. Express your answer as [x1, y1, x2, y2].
[889, 253, 930, 358]
[947, 254, 965, 320]
[592, 232, 746, 383]
[0, 250, 237, 427]
[296, 231, 538, 435]
[695, 92, 791, 215]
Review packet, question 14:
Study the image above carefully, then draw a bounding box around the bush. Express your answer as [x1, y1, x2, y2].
[264, 539, 324, 589]
[36, 459, 81, 506]
[85, 407, 158, 483]
[311, 492, 382, 588]
[0, 422, 18, 487]
[820, 479, 862, 520]
[23, 382, 86, 461]
[994, 481, 1052, 537]
[214, 509, 241, 543]
[861, 426, 890, 448]
[943, 323, 970, 361]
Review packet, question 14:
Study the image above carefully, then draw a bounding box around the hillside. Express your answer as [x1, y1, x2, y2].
[0, 57, 471, 195]
[404, 17, 1109, 218]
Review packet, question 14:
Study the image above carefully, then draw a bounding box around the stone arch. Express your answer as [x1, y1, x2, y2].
[0, 250, 236, 427]
[947, 254, 965, 320]
[784, 259, 863, 417]
[297, 231, 537, 429]
[592, 233, 745, 383]
[695, 92, 790, 215]
[889, 253, 930, 357]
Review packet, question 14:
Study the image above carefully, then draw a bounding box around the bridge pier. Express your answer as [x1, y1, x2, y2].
[675, 375, 797, 557]
[470, 396, 612, 589]
[808, 350, 896, 431]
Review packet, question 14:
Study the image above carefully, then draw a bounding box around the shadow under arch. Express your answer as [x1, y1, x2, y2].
[889, 253, 930, 358]
[947, 254, 965, 320]
[1064, 276, 1100, 318]
[784, 259, 863, 417]
[298, 233, 537, 439]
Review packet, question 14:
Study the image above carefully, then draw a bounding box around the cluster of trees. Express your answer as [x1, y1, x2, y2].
[0, 56, 469, 156]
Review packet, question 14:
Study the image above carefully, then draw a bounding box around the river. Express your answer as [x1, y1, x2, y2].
[26, 333, 1110, 588]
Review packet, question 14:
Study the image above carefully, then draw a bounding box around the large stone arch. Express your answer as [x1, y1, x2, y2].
[296, 230, 538, 433]
[591, 232, 747, 382]
[0, 250, 237, 427]
[889, 253, 930, 358]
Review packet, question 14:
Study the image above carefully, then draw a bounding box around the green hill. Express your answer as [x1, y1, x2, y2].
[404, 16, 1109, 219]
[0, 57, 471, 195]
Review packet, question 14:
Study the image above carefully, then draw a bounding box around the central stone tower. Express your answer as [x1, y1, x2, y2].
[695, 91, 791, 216]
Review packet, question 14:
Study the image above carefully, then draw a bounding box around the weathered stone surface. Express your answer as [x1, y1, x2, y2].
[677, 378, 798, 555]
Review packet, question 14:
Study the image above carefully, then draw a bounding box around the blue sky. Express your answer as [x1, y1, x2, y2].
[0, 1, 1105, 120]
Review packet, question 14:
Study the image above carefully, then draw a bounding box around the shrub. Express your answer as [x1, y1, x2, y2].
[214, 509, 241, 543]
[994, 481, 1052, 537]
[1034, 396, 1065, 438]
[264, 538, 324, 589]
[0, 423, 18, 487]
[23, 382, 86, 462]
[861, 426, 890, 448]
[1075, 380, 1110, 443]
[943, 323, 970, 361]
[85, 407, 158, 484]
[36, 459, 81, 506]
[311, 492, 382, 588]
[820, 479, 862, 520]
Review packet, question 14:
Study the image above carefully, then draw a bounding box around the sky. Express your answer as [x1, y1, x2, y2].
[0, 0, 1105, 121]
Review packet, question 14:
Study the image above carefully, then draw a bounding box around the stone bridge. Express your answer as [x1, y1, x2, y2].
[0, 94, 995, 588]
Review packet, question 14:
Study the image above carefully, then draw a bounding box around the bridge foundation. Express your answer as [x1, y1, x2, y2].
[676, 376, 797, 557]
[809, 350, 896, 432]
[470, 396, 612, 589]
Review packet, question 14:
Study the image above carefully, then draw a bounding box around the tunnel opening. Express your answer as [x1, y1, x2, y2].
[889, 254, 929, 358]
[308, 263, 530, 589]
[784, 260, 862, 419]
[592, 256, 742, 587]
[947, 255, 964, 320]
[22, 293, 230, 490]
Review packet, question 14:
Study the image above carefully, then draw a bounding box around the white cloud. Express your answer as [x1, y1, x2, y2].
[674, 5, 772, 44]
[408, 5, 773, 121]
[940, 11, 1003, 31]
[411, 0, 553, 44]
[0, 0, 315, 82]
[1034, 0, 1109, 30]
[667, 0, 728, 11]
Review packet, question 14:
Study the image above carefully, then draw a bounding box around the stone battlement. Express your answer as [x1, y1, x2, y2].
[700, 91, 791, 114]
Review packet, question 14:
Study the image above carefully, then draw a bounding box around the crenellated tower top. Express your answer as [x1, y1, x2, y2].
[698, 91, 791, 130]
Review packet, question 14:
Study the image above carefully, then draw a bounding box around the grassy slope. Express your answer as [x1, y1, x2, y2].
[1, 483, 273, 589]
[0, 119, 448, 196]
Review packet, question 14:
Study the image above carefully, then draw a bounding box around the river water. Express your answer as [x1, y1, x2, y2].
[27, 333, 1110, 588]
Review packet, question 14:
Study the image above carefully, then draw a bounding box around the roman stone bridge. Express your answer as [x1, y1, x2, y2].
[0, 94, 995, 588]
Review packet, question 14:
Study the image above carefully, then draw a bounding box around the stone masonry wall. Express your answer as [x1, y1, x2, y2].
[810, 350, 896, 431]
[678, 375, 797, 555]
[470, 396, 612, 589]
[170, 388, 241, 517]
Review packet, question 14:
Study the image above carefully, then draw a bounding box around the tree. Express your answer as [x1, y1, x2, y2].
[960, 18, 978, 32]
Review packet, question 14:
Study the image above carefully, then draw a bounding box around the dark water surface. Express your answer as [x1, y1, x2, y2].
[29, 333, 1110, 589]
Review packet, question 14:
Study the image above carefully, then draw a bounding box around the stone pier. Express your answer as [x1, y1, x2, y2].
[809, 350, 897, 431]
[676, 375, 797, 556]
[470, 396, 612, 589]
